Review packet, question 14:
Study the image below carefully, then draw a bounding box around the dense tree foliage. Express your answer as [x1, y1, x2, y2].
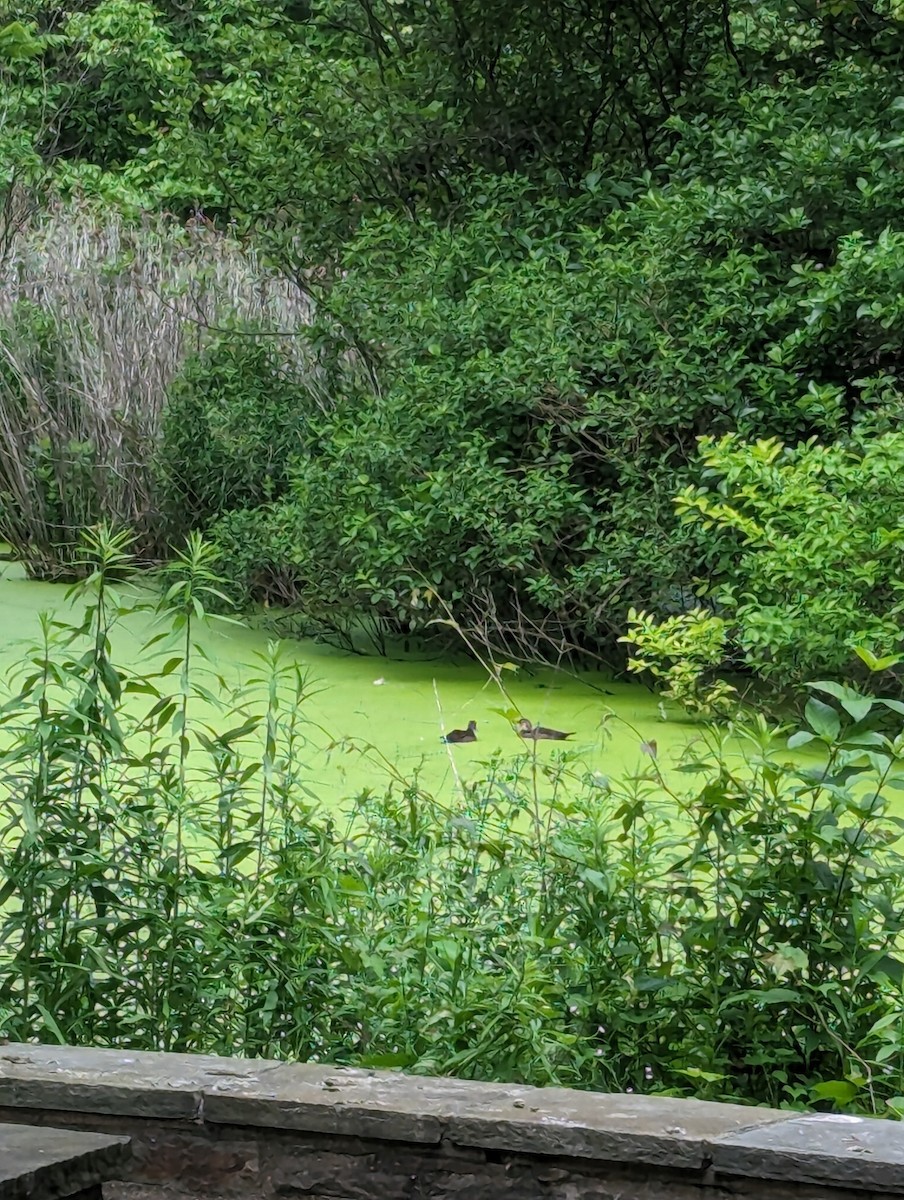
[4, 0, 904, 681]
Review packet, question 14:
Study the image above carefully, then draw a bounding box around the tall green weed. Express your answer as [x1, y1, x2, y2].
[0, 529, 902, 1114]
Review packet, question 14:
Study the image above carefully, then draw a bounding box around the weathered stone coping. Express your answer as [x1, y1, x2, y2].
[0, 1043, 902, 1195]
[0, 1121, 130, 1199]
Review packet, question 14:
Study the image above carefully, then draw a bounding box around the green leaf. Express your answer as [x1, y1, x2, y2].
[358, 1052, 416, 1069]
[678, 1067, 726, 1083]
[35, 1004, 66, 1044]
[490, 706, 521, 721]
[804, 697, 841, 741]
[809, 681, 873, 722]
[634, 974, 671, 992]
[765, 943, 809, 975]
[787, 730, 816, 749]
[854, 646, 902, 672]
[216, 718, 261, 744]
[810, 1080, 859, 1104]
[580, 868, 607, 890]
[755, 987, 801, 1004]
[868, 1012, 902, 1036]
[338, 874, 366, 894]
[0, 20, 43, 62]
[867, 955, 904, 985]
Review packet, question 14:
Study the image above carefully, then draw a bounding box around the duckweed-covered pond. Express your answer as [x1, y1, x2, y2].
[0, 561, 732, 808]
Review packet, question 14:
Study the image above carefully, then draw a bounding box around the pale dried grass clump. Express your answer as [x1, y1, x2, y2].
[0, 201, 320, 577]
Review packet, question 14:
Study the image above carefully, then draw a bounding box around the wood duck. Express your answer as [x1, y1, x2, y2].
[516, 718, 574, 741]
[442, 720, 477, 744]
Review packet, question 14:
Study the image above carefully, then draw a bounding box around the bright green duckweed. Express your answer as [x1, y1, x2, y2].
[0, 560, 709, 809]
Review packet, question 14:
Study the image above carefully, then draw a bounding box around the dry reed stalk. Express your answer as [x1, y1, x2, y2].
[0, 201, 322, 576]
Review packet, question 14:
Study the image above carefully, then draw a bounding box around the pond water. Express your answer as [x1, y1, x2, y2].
[0, 561, 727, 809]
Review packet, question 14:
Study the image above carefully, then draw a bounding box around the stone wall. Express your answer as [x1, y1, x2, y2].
[0, 1043, 901, 1199]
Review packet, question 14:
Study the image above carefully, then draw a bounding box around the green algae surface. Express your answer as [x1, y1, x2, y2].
[0, 562, 728, 808]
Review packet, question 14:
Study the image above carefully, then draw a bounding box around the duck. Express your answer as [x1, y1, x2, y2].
[442, 720, 477, 744]
[515, 718, 574, 741]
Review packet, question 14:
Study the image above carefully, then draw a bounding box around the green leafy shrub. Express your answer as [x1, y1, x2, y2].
[620, 607, 736, 716]
[676, 432, 904, 685]
[157, 335, 320, 538]
[206, 38, 904, 656]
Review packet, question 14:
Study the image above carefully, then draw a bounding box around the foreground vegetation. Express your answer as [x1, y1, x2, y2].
[0, 529, 902, 1114]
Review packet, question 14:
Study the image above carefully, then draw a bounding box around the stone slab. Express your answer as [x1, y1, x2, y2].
[203, 1066, 790, 1166]
[202, 1065, 447, 1143]
[0, 1045, 273, 1120]
[446, 1088, 792, 1167]
[7, 1043, 904, 1195]
[0, 1122, 130, 1199]
[710, 1112, 904, 1193]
